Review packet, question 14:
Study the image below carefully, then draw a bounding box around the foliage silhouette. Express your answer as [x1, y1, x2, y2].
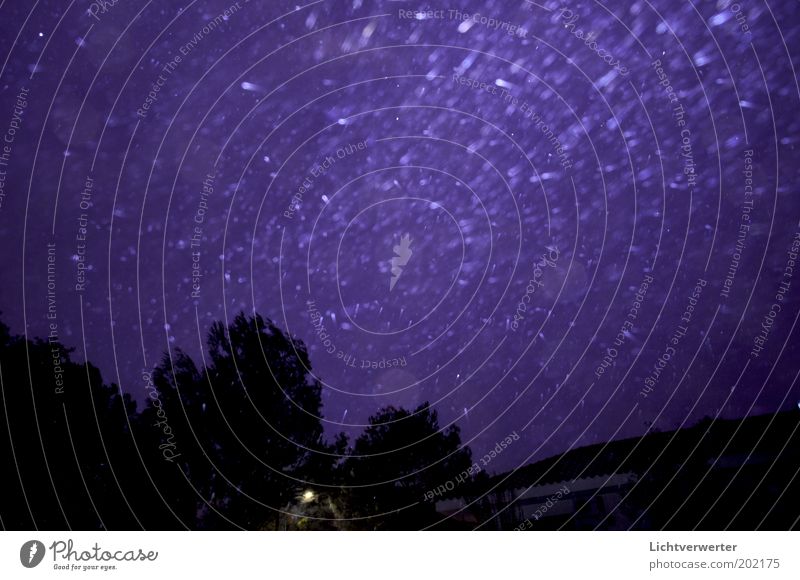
[0, 314, 164, 529]
[0, 312, 472, 530]
[341, 403, 473, 530]
[3, 311, 799, 531]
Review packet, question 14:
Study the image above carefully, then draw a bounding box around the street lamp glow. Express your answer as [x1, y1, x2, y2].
[302, 490, 315, 502]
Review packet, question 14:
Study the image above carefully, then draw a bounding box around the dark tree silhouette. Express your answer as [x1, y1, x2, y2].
[143, 312, 340, 529]
[341, 403, 473, 530]
[4, 310, 797, 531]
[0, 312, 474, 530]
[0, 314, 166, 530]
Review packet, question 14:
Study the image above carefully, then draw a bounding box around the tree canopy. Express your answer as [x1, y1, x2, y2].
[0, 312, 473, 530]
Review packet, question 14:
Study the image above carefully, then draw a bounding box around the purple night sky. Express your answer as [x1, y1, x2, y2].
[1, 0, 799, 477]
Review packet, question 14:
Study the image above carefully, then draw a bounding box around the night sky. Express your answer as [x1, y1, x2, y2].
[1, 0, 799, 477]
